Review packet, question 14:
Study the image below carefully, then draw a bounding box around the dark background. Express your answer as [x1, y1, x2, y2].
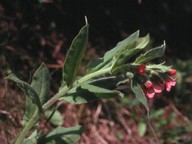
[1, 0, 192, 60]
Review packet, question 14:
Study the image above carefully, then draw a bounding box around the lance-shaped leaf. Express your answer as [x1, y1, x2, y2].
[23, 63, 50, 125]
[22, 96, 36, 126]
[88, 30, 140, 73]
[38, 126, 83, 144]
[45, 109, 64, 126]
[6, 74, 44, 113]
[31, 63, 50, 104]
[22, 130, 38, 144]
[81, 83, 124, 98]
[59, 87, 100, 104]
[60, 76, 125, 104]
[134, 42, 166, 64]
[111, 34, 150, 71]
[131, 80, 149, 118]
[63, 17, 89, 86]
[146, 63, 171, 73]
[114, 35, 149, 65]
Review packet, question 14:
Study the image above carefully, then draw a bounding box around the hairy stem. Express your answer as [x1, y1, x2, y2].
[14, 67, 111, 143]
[78, 67, 111, 83]
[14, 86, 69, 144]
[14, 109, 39, 144]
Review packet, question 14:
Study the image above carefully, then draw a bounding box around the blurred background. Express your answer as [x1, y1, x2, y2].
[0, 0, 192, 143]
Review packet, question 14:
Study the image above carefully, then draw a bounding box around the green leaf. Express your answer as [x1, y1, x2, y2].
[23, 63, 50, 125]
[111, 34, 150, 71]
[88, 30, 140, 73]
[59, 87, 100, 104]
[137, 122, 147, 137]
[81, 83, 124, 98]
[150, 109, 164, 119]
[45, 109, 64, 126]
[134, 42, 166, 64]
[60, 86, 121, 104]
[6, 74, 44, 114]
[60, 75, 126, 104]
[63, 17, 89, 86]
[41, 126, 83, 144]
[22, 130, 38, 144]
[22, 96, 36, 126]
[131, 80, 149, 117]
[31, 63, 50, 104]
[146, 63, 171, 73]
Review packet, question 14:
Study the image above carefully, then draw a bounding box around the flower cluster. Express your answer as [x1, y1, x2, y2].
[137, 64, 177, 98]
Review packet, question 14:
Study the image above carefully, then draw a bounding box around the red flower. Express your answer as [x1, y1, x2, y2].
[153, 83, 164, 93]
[145, 87, 155, 98]
[165, 77, 177, 92]
[145, 81, 153, 88]
[144, 82, 164, 98]
[137, 64, 146, 75]
[168, 68, 177, 76]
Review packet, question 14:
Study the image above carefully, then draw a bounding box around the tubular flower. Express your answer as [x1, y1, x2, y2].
[145, 87, 155, 98]
[144, 82, 164, 98]
[168, 68, 177, 76]
[165, 77, 177, 92]
[153, 83, 164, 93]
[137, 64, 146, 75]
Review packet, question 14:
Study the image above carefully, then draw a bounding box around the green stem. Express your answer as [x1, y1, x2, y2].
[14, 86, 69, 144]
[43, 86, 69, 110]
[78, 67, 111, 83]
[14, 109, 39, 144]
[14, 68, 111, 143]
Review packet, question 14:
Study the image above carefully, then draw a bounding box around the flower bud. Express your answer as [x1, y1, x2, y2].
[145, 81, 153, 88]
[168, 68, 176, 76]
[137, 64, 146, 75]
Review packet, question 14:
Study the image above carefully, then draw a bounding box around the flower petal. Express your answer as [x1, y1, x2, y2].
[153, 84, 164, 93]
[166, 85, 172, 92]
[146, 87, 155, 98]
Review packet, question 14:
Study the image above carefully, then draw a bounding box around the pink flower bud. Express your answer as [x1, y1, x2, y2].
[137, 64, 146, 75]
[168, 68, 176, 76]
[145, 81, 153, 88]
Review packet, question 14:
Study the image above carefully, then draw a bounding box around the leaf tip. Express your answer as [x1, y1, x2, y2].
[137, 30, 140, 34]
[85, 16, 88, 25]
[40, 62, 46, 68]
[163, 40, 166, 46]
[161, 41, 166, 52]
[146, 33, 150, 39]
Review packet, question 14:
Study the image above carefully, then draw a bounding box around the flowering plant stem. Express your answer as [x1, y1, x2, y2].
[14, 67, 111, 144]
[15, 109, 39, 144]
[7, 23, 174, 144]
